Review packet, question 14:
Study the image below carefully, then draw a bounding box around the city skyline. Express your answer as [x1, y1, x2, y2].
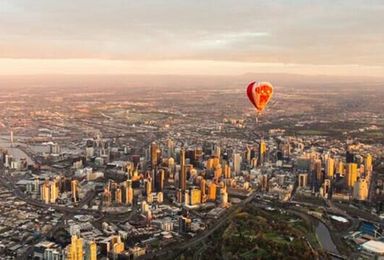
[1, 1, 384, 259]
[0, 84, 383, 259]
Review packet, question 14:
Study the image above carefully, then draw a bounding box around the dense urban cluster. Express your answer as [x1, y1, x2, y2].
[0, 81, 384, 259]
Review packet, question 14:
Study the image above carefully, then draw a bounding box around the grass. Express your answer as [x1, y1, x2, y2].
[178, 205, 328, 259]
[264, 232, 289, 244]
[221, 206, 323, 258]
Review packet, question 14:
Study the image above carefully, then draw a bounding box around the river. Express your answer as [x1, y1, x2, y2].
[0, 136, 34, 164]
[315, 220, 339, 254]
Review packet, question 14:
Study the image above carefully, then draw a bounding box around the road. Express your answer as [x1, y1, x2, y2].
[140, 192, 350, 260]
[0, 168, 139, 219]
[139, 192, 257, 259]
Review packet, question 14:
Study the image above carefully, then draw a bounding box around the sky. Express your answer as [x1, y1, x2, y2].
[0, 0, 383, 77]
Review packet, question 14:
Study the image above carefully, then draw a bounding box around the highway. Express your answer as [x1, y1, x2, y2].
[0, 164, 360, 260]
[0, 168, 140, 219]
[139, 192, 257, 259]
[0, 147, 378, 260]
[141, 193, 355, 260]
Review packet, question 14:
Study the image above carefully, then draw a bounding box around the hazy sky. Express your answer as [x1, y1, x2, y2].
[1, 0, 383, 76]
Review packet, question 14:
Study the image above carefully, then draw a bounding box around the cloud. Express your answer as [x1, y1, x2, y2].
[0, 0, 383, 75]
[0, 58, 383, 78]
[192, 31, 270, 49]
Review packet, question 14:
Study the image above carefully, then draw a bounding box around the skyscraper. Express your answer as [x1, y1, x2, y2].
[41, 181, 50, 204]
[325, 158, 334, 178]
[200, 179, 207, 202]
[179, 148, 186, 192]
[190, 188, 202, 205]
[71, 180, 79, 203]
[10, 130, 14, 147]
[112, 237, 124, 254]
[214, 145, 221, 158]
[150, 142, 158, 169]
[166, 139, 175, 158]
[245, 145, 251, 163]
[221, 188, 228, 207]
[364, 154, 373, 174]
[85, 241, 97, 260]
[40, 179, 59, 204]
[34, 176, 40, 195]
[314, 159, 323, 185]
[125, 180, 133, 205]
[353, 178, 369, 201]
[322, 179, 331, 198]
[194, 146, 203, 167]
[115, 188, 122, 204]
[233, 153, 241, 175]
[155, 169, 165, 192]
[208, 182, 217, 201]
[346, 163, 358, 188]
[336, 159, 344, 176]
[68, 235, 84, 260]
[214, 166, 222, 179]
[346, 150, 355, 163]
[224, 164, 231, 179]
[258, 139, 266, 166]
[144, 179, 152, 196]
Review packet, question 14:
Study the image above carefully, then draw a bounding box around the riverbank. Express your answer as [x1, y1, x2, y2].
[178, 204, 328, 259]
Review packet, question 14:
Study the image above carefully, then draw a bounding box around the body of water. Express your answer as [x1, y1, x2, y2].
[315, 221, 339, 254]
[0, 136, 34, 165]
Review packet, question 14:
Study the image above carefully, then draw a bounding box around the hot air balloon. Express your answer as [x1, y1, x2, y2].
[246, 81, 273, 113]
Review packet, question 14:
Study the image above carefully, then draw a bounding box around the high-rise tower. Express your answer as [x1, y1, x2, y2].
[179, 149, 186, 192]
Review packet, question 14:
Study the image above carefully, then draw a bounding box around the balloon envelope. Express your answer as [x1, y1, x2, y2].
[246, 81, 273, 112]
